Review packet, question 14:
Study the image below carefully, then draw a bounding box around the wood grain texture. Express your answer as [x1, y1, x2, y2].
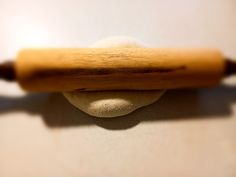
[15, 48, 225, 92]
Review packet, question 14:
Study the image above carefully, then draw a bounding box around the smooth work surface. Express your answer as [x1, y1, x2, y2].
[0, 0, 236, 177]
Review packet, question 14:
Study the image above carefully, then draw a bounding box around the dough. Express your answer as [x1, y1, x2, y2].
[63, 36, 165, 118]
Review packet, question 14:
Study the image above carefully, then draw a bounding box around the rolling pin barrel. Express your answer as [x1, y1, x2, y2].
[15, 48, 225, 92]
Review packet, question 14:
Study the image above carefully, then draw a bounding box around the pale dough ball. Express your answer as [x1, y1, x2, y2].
[63, 36, 165, 118]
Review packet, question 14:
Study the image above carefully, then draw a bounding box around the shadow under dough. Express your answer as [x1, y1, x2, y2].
[0, 84, 235, 130]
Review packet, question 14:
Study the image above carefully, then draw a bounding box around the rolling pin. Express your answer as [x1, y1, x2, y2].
[0, 48, 235, 92]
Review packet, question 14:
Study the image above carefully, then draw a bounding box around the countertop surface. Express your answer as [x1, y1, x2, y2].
[0, 0, 236, 177]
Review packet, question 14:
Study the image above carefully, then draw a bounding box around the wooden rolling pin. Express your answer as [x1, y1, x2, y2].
[0, 48, 235, 92]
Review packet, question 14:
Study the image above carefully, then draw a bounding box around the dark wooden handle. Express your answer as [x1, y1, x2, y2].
[0, 61, 16, 81]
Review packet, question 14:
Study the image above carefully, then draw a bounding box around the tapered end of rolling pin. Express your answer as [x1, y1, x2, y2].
[0, 61, 16, 81]
[225, 59, 236, 76]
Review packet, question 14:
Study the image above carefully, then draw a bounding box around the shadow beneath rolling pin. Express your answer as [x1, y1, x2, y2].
[0, 85, 234, 130]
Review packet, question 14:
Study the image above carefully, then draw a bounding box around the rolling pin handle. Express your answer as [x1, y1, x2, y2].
[225, 58, 236, 76]
[0, 61, 16, 81]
